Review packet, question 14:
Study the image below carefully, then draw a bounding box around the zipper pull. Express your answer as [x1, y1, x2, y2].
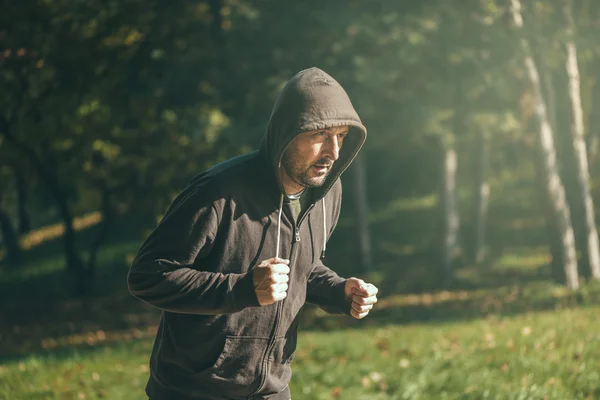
[295, 227, 301, 242]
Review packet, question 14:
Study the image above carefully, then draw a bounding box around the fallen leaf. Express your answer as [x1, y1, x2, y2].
[331, 386, 342, 398]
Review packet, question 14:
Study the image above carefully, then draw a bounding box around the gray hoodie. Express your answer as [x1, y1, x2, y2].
[128, 67, 367, 399]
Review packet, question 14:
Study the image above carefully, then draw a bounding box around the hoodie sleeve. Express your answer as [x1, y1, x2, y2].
[306, 261, 351, 315]
[127, 182, 260, 315]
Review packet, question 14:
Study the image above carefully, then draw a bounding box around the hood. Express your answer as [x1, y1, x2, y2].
[259, 67, 367, 201]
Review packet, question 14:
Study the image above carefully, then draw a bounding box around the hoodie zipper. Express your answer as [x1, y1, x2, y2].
[250, 203, 315, 397]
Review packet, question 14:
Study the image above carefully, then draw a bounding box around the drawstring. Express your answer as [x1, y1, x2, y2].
[275, 194, 284, 259]
[321, 199, 327, 259]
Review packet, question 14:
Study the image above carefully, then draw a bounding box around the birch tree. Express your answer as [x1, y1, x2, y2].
[474, 131, 490, 264]
[509, 0, 579, 289]
[441, 82, 463, 285]
[563, 1, 600, 280]
[442, 135, 459, 284]
[586, 72, 600, 166]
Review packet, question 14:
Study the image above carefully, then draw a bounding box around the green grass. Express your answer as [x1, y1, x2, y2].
[3, 192, 600, 399]
[1, 305, 600, 400]
[0, 338, 154, 400]
[292, 307, 600, 400]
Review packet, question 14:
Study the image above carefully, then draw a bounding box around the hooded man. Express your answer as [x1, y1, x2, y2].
[128, 67, 379, 400]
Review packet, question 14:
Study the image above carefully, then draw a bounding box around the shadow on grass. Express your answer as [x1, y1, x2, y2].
[0, 239, 140, 316]
[0, 211, 153, 304]
[1, 211, 150, 274]
[0, 193, 591, 365]
[6, 277, 597, 366]
[0, 281, 161, 360]
[0, 216, 158, 361]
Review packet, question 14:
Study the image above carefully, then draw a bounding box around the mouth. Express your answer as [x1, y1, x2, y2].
[312, 164, 331, 174]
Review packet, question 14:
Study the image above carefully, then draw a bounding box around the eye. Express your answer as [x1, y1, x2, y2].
[314, 131, 327, 136]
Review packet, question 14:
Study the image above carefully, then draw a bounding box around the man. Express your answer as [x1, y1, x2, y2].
[128, 67, 379, 400]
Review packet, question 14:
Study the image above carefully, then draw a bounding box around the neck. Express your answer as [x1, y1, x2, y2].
[280, 169, 305, 195]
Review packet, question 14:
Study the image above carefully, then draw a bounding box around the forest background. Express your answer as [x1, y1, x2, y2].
[2, 1, 600, 399]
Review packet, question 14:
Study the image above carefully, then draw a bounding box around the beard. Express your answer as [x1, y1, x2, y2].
[281, 152, 333, 188]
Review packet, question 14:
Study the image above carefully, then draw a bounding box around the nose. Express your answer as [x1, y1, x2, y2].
[324, 135, 340, 161]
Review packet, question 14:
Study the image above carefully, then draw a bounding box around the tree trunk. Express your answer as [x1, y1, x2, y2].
[0, 204, 22, 266]
[533, 4, 558, 134]
[541, 65, 558, 134]
[13, 166, 31, 234]
[474, 131, 490, 264]
[50, 171, 88, 293]
[0, 117, 87, 292]
[352, 153, 372, 272]
[564, 2, 600, 280]
[534, 18, 570, 280]
[441, 78, 465, 286]
[586, 65, 600, 166]
[530, 135, 565, 283]
[0, 168, 22, 266]
[510, 0, 579, 289]
[442, 139, 459, 286]
[87, 184, 113, 277]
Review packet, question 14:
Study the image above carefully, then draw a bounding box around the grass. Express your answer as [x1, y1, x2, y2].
[291, 308, 600, 400]
[2, 306, 600, 399]
[2, 192, 600, 399]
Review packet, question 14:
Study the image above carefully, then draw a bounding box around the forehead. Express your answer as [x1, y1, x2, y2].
[302, 125, 350, 135]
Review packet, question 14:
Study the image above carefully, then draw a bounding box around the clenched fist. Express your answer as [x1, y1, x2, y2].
[344, 278, 378, 319]
[253, 257, 290, 306]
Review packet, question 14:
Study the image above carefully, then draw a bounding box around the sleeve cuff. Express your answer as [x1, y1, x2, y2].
[231, 270, 260, 311]
[333, 278, 352, 316]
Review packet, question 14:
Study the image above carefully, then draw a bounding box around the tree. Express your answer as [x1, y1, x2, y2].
[562, 1, 600, 280]
[509, 0, 579, 289]
[0, 0, 237, 293]
[586, 69, 600, 166]
[474, 130, 491, 264]
[0, 165, 22, 266]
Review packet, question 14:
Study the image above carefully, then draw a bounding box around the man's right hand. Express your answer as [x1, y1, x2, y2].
[253, 257, 290, 306]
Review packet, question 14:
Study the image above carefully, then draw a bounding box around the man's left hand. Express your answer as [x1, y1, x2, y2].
[344, 278, 378, 319]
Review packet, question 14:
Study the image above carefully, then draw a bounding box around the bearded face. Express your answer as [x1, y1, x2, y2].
[280, 126, 349, 192]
